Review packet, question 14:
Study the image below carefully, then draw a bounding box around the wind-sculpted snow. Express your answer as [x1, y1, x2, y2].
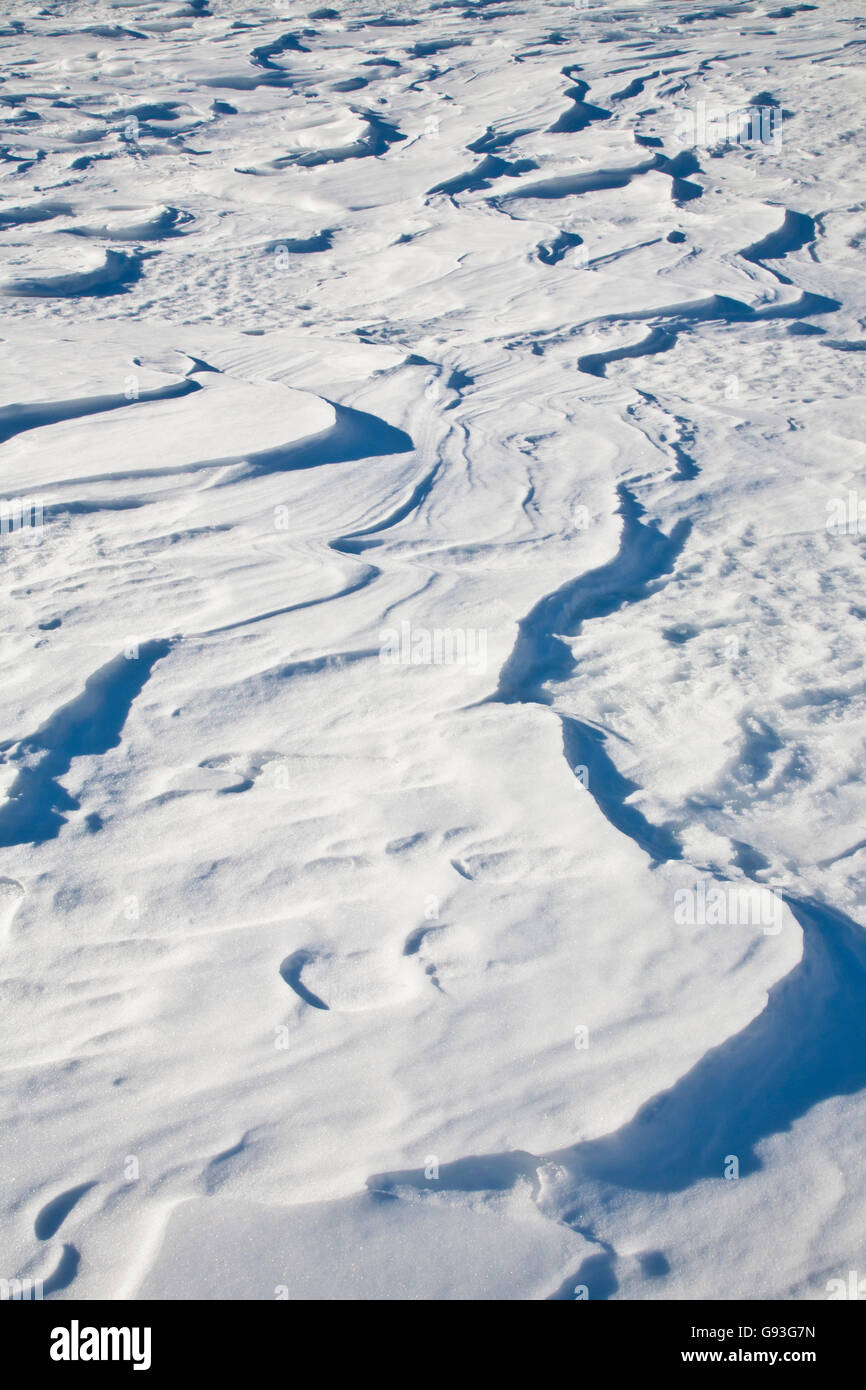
[0, 643, 172, 848]
[2, 248, 144, 297]
[494, 486, 691, 705]
[1, 0, 865, 1304]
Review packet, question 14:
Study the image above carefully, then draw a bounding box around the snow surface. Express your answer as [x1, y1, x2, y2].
[1, 0, 865, 1301]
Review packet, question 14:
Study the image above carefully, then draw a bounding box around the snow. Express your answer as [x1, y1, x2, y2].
[1, 0, 865, 1301]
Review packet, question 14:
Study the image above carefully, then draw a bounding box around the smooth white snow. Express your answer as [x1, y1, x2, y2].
[1, 0, 865, 1302]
